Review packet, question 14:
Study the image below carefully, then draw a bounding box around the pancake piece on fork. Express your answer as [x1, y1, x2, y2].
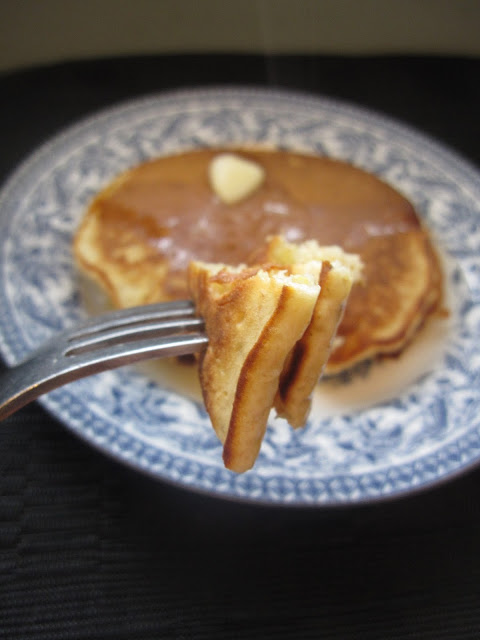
[254, 236, 362, 428]
[188, 262, 320, 472]
[188, 238, 359, 472]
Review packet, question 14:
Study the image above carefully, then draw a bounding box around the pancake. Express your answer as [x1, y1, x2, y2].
[188, 261, 319, 472]
[73, 147, 443, 372]
[188, 240, 356, 472]
[259, 236, 361, 427]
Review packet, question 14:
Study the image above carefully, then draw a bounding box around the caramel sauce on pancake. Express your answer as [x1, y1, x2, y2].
[74, 148, 442, 372]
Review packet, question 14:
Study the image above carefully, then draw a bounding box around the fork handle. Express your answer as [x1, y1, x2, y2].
[0, 359, 57, 421]
[0, 333, 207, 421]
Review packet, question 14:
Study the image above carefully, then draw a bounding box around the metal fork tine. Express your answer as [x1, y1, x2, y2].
[66, 316, 204, 356]
[68, 300, 197, 339]
[68, 332, 208, 370]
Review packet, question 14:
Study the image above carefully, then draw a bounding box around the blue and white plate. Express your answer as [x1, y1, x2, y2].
[1, 87, 479, 505]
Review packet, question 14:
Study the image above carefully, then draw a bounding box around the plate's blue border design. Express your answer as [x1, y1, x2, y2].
[1, 87, 480, 505]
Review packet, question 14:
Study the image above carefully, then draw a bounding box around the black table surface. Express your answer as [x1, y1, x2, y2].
[1, 54, 480, 639]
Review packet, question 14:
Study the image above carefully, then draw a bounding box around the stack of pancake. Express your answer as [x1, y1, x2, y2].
[188, 237, 360, 471]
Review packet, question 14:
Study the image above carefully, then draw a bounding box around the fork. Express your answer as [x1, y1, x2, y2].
[0, 300, 208, 421]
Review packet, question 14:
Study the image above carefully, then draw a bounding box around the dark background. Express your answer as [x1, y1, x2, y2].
[1, 54, 480, 639]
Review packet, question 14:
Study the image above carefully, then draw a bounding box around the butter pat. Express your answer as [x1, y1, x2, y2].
[209, 153, 265, 204]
